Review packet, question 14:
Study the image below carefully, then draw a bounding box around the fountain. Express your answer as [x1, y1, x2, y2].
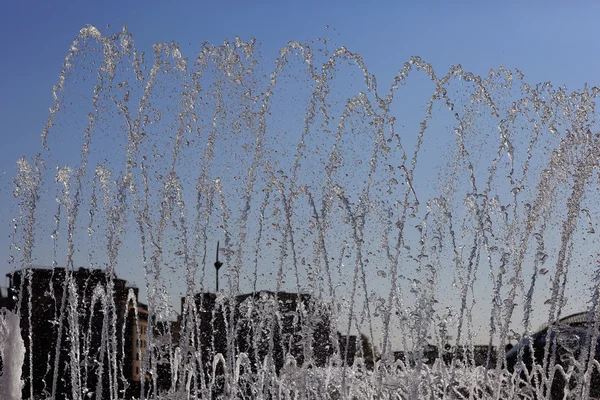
[0, 310, 25, 400]
[3, 24, 600, 399]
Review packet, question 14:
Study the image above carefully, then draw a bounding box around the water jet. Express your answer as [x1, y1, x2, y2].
[1, 25, 600, 399]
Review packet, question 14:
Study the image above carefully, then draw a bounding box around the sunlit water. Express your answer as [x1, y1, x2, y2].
[4, 25, 600, 399]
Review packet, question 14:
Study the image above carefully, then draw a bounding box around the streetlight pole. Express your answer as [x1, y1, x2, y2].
[215, 241, 223, 292]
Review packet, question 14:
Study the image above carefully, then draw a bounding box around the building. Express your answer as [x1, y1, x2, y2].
[338, 334, 358, 366]
[129, 303, 149, 382]
[172, 291, 335, 394]
[0, 266, 357, 398]
[235, 291, 333, 369]
[0, 267, 148, 399]
[123, 301, 150, 397]
[151, 317, 181, 393]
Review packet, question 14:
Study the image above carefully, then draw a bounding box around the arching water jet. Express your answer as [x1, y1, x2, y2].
[2, 25, 600, 399]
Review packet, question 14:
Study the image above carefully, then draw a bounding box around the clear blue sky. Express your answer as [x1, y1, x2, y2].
[2, 0, 600, 170]
[1, 0, 600, 347]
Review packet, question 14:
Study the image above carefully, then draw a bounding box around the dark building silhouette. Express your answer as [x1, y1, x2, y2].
[337, 334, 358, 366]
[449, 344, 497, 368]
[506, 312, 600, 400]
[172, 290, 338, 394]
[0, 267, 148, 400]
[234, 291, 333, 370]
[151, 317, 181, 394]
[0, 267, 360, 398]
[0, 287, 11, 309]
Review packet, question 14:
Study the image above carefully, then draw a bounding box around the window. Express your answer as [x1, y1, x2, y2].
[136, 353, 139, 360]
[136, 366, 139, 375]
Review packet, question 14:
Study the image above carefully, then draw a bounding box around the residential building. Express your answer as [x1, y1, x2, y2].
[173, 291, 335, 393]
[0, 267, 147, 399]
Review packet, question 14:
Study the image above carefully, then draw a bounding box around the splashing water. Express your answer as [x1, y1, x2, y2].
[0, 310, 25, 400]
[5, 25, 600, 399]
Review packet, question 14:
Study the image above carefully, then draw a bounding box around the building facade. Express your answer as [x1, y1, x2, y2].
[172, 291, 336, 395]
[0, 267, 148, 399]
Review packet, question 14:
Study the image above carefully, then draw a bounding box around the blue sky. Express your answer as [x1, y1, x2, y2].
[2, 0, 600, 168]
[2, 0, 600, 347]
[1, 0, 598, 178]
